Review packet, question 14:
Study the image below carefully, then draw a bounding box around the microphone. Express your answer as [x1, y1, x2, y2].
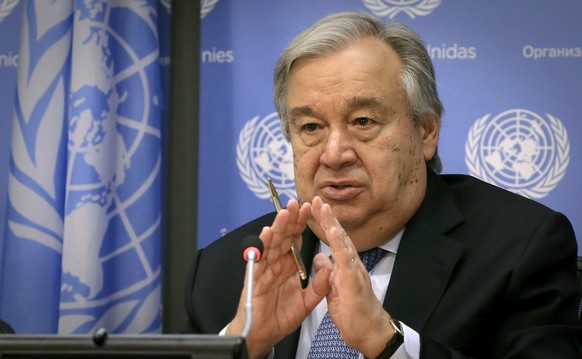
[240, 235, 264, 338]
[241, 235, 263, 262]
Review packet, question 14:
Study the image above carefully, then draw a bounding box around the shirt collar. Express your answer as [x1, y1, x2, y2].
[318, 228, 404, 256]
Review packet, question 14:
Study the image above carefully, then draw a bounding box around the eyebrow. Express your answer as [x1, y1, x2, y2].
[289, 106, 314, 119]
[289, 96, 384, 120]
[345, 96, 382, 110]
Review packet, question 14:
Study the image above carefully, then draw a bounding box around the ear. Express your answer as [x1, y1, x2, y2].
[420, 115, 440, 162]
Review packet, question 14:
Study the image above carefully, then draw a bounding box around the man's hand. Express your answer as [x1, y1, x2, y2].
[310, 196, 394, 358]
[226, 199, 333, 359]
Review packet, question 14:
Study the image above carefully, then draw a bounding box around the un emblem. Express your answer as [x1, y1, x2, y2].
[236, 113, 297, 201]
[363, 0, 441, 19]
[59, 4, 162, 334]
[465, 109, 570, 199]
[6, 1, 162, 334]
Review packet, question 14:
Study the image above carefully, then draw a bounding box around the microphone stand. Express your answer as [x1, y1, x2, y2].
[241, 250, 257, 338]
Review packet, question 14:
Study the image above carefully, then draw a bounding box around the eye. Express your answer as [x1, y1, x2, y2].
[303, 123, 318, 132]
[355, 117, 371, 126]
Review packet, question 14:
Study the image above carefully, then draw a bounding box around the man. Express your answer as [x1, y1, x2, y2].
[185, 12, 580, 358]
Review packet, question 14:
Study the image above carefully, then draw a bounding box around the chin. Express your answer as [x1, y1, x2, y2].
[330, 206, 364, 228]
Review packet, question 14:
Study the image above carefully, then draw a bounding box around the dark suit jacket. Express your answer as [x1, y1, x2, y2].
[185, 171, 581, 358]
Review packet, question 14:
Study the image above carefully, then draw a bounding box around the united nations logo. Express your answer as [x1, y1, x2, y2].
[6, 1, 162, 334]
[363, 0, 441, 19]
[236, 113, 297, 201]
[465, 109, 570, 199]
[59, 3, 162, 334]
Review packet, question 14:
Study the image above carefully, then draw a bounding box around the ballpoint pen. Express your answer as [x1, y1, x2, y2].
[267, 178, 308, 280]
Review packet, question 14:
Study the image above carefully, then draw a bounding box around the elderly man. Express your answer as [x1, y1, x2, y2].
[186, 12, 580, 359]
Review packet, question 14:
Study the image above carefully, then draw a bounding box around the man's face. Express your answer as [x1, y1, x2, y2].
[286, 37, 439, 250]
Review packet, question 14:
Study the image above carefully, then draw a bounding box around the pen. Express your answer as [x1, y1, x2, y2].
[267, 178, 308, 280]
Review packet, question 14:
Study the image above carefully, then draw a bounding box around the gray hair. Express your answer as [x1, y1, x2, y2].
[273, 11, 443, 173]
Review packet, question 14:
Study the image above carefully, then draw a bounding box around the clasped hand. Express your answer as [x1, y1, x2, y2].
[226, 197, 393, 359]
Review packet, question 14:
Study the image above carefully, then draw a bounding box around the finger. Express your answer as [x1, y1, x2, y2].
[292, 201, 312, 250]
[267, 210, 293, 262]
[310, 196, 324, 222]
[258, 225, 273, 257]
[311, 197, 342, 234]
[296, 200, 312, 233]
[260, 226, 288, 268]
[303, 253, 333, 309]
[272, 199, 303, 245]
[284, 199, 301, 235]
[260, 213, 305, 283]
[285, 199, 302, 239]
[310, 197, 351, 247]
[313, 200, 357, 268]
[328, 227, 358, 269]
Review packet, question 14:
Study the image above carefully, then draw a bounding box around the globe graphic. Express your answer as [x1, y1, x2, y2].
[480, 110, 555, 188]
[57, 3, 162, 334]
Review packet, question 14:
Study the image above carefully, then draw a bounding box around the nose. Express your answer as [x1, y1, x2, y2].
[319, 128, 357, 169]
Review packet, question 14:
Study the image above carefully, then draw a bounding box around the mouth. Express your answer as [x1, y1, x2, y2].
[329, 184, 352, 190]
[320, 181, 362, 201]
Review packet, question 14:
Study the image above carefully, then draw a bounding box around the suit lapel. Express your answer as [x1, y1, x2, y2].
[384, 171, 464, 331]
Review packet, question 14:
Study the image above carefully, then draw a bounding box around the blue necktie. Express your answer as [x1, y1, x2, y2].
[306, 247, 387, 358]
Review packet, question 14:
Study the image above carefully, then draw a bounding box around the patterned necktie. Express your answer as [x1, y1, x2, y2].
[306, 247, 387, 358]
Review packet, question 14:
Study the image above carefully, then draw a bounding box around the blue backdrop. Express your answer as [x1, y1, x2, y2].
[196, 1, 581, 252]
